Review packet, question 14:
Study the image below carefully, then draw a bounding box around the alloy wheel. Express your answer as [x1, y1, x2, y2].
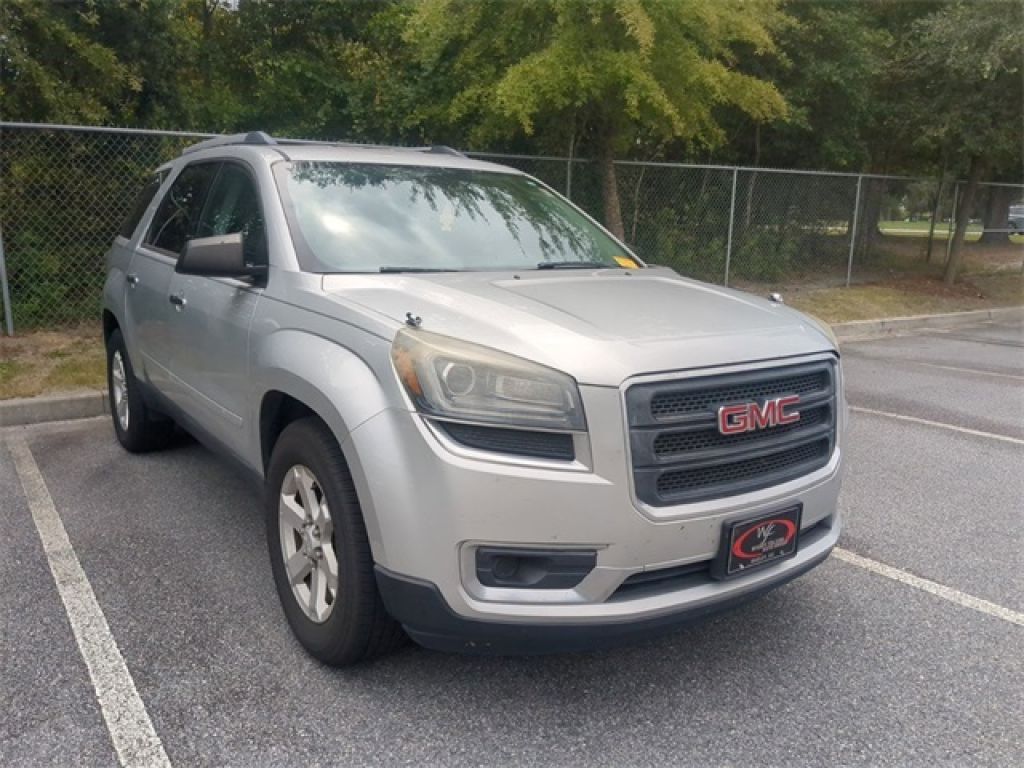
[111, 350, 130, 431]
[278, 465, 339, 623]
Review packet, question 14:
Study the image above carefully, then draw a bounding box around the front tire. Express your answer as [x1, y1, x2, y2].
[266, 417, 405, 665]
[105, 329, 174, 452]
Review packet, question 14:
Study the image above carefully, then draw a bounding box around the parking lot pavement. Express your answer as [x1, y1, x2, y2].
[2, 320, 1022, 767]
[0, 441, 118, 768]
[840, 320, 1024, 439]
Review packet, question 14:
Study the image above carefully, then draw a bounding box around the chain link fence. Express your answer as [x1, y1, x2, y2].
[2, 122, 1022, 334]
[0, 124, 214, 330]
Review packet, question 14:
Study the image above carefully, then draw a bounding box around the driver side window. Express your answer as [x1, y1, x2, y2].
[145, 162, 219, 256]
[195, 163, 268, 267]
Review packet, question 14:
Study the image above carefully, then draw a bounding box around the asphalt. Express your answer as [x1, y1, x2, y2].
[2, 319, 1022, 767]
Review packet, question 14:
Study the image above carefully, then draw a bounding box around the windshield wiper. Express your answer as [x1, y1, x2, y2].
[536, 261, 612, 270]
[378, 266, 461, 273]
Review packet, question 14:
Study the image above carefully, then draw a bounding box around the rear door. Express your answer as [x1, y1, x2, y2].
[127, 161, 219, 397]
[163, 161, 267, 458]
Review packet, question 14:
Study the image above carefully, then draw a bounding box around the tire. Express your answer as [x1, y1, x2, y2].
[105, 329, 175, 453]
[266, 417, 405, 665]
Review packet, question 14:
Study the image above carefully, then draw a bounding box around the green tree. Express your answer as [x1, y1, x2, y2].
[405, 0, 791, 238]
[219, 0, 387, 138]
[0, 0, 137, 124]
[894, 0, 1024, 284]
[747, 0, 891, 171]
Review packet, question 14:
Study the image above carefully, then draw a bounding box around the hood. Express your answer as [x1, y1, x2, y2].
[321, 267, 835, 386]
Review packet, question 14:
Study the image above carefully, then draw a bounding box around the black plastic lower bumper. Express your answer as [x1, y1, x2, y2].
[374, 546, 834, 655]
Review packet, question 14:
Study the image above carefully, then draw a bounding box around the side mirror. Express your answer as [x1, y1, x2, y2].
[176, 233, 266, 278]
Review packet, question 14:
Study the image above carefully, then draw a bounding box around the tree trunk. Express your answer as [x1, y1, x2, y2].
[742, 122, 761, 230]
[856, 177, 887, 259]
[925, 172, 945, 263]
[201, 1, 215, 89]
[596, 137, 625, 240]
[944, 155, 986, 286]
[980, 184, 1015, 243]
[629, 165, 646, 245]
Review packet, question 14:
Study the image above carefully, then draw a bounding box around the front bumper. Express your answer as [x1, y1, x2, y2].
[375, 539, 835, 654]
[345, 361, 845, 649]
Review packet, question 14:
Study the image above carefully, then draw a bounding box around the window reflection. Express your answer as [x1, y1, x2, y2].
[279, 163, 628, 272]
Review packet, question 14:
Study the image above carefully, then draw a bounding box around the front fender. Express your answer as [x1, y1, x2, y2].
[256, 329, 395, 442]
[253, 328, 401, 561]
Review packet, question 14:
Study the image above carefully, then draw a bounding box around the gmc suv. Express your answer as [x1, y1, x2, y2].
[103, 132, 846, 665]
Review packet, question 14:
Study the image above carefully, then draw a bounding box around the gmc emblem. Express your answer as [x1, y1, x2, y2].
[718, 396, 801, 435]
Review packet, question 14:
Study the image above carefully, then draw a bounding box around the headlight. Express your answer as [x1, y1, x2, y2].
[391, 328, 586, 431]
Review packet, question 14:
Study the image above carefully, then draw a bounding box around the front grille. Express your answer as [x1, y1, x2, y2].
[652, 404, 830, 457]
[438, 421, 575, 461]
[649, 370, 829, 420]
[626, 360, 837, 505]
[655, 438, 831, 495]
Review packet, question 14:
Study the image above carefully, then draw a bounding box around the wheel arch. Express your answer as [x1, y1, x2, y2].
[257, 379, 389, 566]
[102, 309, 120, 344]
[255, 332, 396, 563]
[259, 390, 317, 473]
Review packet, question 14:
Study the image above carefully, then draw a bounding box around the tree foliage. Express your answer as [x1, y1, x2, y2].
[0, 0, 138, 124]
[404, 0, 791, 236]
[892, 0, 1024, 282]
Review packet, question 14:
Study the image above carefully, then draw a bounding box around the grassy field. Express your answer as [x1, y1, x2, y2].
[788, 273, 1023, 324]
[0, 329, 105, 400]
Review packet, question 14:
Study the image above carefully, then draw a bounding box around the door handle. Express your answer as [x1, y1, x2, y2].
[168, 292, 187, 310]
[126, 273, 139, 287]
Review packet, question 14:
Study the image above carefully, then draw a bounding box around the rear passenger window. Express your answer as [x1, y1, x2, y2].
[145, 162, 219, 256]
[195, 163, 268, 266]
[118, 175, 163, 239]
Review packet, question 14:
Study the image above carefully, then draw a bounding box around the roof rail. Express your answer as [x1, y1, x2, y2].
[426, 145, 466, 158]
[180, 132, 467, 159]
[182, 131, 276, 154]
[276, 139, 467, 158]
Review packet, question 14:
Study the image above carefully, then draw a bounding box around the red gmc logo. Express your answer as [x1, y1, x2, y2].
[718, 396, 801, 435]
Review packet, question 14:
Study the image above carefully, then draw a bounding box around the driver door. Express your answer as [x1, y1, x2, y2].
[164, 161, 267, 459]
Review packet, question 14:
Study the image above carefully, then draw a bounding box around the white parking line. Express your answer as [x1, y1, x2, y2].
[8, 435, 172, 768]
[910, 361, 1024, 381]
[834, 548, 1024, 627]
[893, 360, 1024, 382]
[850, 406, 1024, 446]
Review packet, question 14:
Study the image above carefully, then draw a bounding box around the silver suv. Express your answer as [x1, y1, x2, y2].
[103, 132, 845, 665]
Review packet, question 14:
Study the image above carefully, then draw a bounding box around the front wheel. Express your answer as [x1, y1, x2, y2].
[105, 329, 174, 452]
[266, 417, 405, 665]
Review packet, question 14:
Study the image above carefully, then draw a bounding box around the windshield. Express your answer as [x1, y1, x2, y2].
[275, 161, 638, 272]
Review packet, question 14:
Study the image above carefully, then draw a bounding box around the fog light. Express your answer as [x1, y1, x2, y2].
[492, 555, 520, 580]
[475, 547, 596, 589]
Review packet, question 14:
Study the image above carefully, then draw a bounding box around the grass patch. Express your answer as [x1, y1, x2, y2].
[788, 273, 1024, 324]
[0, 329, 106, 400]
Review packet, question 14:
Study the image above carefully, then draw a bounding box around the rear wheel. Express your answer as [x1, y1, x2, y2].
[266, 417, 405, 665]
[105, 329, 174, 452]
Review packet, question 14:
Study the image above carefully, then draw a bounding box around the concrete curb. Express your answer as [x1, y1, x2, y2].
[0, 391, 109, 428]
[831, 306, 1023, 341]
[1, 306, 1020, 426]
